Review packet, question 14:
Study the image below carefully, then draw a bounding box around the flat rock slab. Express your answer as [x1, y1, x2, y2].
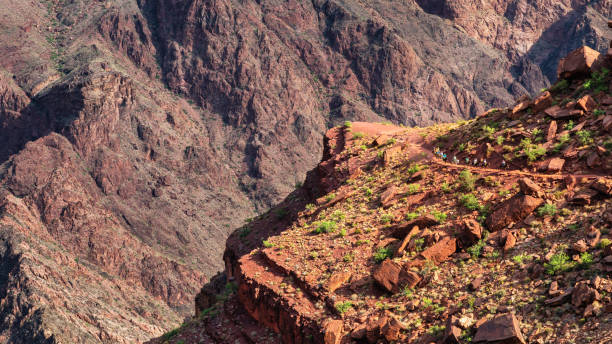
[373, 260, 421, 293]
[485, 194, 543, 232]
[473, 313, 526, 344]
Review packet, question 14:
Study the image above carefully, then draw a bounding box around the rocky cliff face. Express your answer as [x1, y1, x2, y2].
[0, 0, 611, 342]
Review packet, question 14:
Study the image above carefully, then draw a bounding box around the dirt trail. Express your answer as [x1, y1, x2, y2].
[430, 159, 606, 181]
[351, 121, 607, 181]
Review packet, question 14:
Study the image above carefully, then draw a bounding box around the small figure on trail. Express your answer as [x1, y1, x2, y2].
[501, 160, 506, 168]
[453, 156, 459, 164]
[482, 159, 487, 166]
[473, 158, 478, 166]
[442, 153, 447, 161]
[465, 157, 470, 164]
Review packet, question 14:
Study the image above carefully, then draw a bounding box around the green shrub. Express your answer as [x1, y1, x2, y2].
[512, 253, 531, 264]
[431, 210, 447, 223]
[335, 301, 353, 314]
[441, 182, 452, 193]
[583, 68, 609, 93]
[374, 248, 392, 263]
[520, 138, 546, 161]
[552, 134, 570, 153]
[564, 120, 574, 130]
[331, 210, 346, 221]
[544, 252, 575, 275]
[599, 238, 612, 249]
[315, 221, 337, 234]
[407, 164, 423, 175]
[537, 204, 557, 217]
[405, 212, 419, 221]
[343, 252, 354, 262]
[458, 169, 476, 192]
[550, 79, 569, 92]
[162, 328, 180, 340]
[305, 203, 315, 211]
[576, 130, 593, 146]
[467, 239, 485, 258]
[496, 136, 505, 145]
[579, 252, 593, 269]
[380, 213, 394, 224]
[427, 324, 446, 337]
[344, 121, 352, 128]
[407, 183, 420, 195]
[482, 125, 496, 139]
[414, 238, 425, 252]
[460, 193, 481, 211]
[353, 132, 365, 139]
[263, 240, 275, 248]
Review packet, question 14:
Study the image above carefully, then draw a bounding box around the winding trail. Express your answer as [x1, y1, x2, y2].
[430, 159, 606, 181]
[349, 121, 609, 182]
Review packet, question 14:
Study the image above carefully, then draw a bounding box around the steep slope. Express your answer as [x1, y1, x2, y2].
[0, 0, 611, 342]
[153, 46, 612, 343]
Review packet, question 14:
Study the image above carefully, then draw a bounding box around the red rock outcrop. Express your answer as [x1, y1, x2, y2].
[1, 0, 611, 342]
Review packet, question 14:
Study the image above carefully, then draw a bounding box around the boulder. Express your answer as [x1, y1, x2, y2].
[572, 282, 599, 308]
[470, 277, 484, 291]
[517, 178, 543, 198]
[590, 178, 612, 196]
[323, 319, 344, 344]
[366, 317, 384, 343]
[473, 313, 526, 344]
[545, 288, 573, 306]
[485, 194, 543, 232]
[350, 325, 366, 340]
[602, 115, 612, 132]
[557, 46, 601, 79]
[383, 145, 402, 166]
[380, 316, 404, 341]
[380, 185, 399, 208]
[585, 227, 601, 247]
[402, 192, 428, 208]
[503, 231, 517, 252]
[533, 91, 552, 112]
[568, 188, 598, 205]
[544, 105, 572, 119]
[326, 272, 352, 293]
[458, 219, 482, 246]
[546, 121, 557, 141]
[373, 134, 391, 146]
[512, 101, 530, 115]
[391, 215, 439, 239]
[395, 225, 420, 257]
[586, 152, 601, 168]
[420, 236, 457, 264]
[537, 157, 565, 172]
[441, 316, 462, 344]
[577, 95, 597, 112]
[372, 260, 421, 293]
[572, 240, 588, 253]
